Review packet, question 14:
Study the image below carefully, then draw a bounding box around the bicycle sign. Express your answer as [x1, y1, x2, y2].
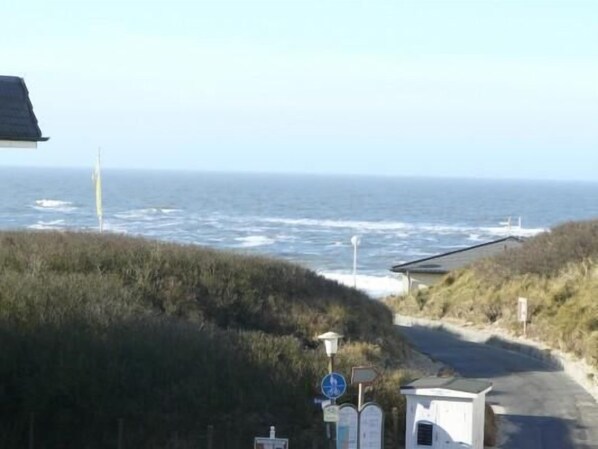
[321, 372, 347, 400]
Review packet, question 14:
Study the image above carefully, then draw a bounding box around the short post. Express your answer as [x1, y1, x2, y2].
[117, 418, 124, 449]
[270, 426, 276, 439]
[28, 412, 35, 449]
[518, 297, 528, 337]
[392, 407, 399, 447]
[207, 425, 214, 449]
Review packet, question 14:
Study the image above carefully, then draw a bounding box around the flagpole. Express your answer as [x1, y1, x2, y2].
[99, 149, 103, 233]
[93, 148, 104, 233]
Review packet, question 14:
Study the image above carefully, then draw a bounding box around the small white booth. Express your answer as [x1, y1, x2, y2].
[400, 377, 492, 449]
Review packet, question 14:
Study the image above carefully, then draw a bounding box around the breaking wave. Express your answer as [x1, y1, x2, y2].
[33, 200, 76, 212]
[235, 235, 275, 248]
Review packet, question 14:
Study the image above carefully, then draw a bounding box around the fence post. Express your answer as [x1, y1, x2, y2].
[207, 425, 214, 449]
[117, 419, 124, 449]
[392, 407, 399, 448]
[28, 412, 35, 449]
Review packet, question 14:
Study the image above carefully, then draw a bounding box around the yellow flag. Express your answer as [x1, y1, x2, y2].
[92, 149, 103, 231]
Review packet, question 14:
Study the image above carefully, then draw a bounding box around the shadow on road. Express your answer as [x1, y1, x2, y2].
[397, 324, 561, 376]
[499, 414, 586, 449]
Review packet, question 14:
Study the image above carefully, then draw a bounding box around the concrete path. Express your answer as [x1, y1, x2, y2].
[397, 323, 598, 449]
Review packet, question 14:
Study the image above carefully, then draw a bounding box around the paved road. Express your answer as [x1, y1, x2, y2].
[398, 324, 598, 449]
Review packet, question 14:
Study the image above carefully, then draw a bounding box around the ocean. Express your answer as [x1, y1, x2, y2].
[1, 167, 597, 297]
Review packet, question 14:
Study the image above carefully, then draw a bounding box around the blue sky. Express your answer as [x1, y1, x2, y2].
[1, 0, 597, 180]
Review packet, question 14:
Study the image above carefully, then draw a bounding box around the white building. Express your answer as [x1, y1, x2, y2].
[400, 377, 492, 449]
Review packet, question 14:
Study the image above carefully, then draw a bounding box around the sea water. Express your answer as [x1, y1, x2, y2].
[1, 167, 597, 297]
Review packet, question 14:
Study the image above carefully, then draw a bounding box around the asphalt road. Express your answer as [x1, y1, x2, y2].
[397, 324, 598, 449]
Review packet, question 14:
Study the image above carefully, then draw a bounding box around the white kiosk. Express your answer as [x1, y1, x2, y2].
[400, 377, 492, 449]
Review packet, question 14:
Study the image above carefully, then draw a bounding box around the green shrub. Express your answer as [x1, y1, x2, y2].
[0, 231, 412, 448]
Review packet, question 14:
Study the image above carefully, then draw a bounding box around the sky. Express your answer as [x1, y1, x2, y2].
[1, 0, 597, 180]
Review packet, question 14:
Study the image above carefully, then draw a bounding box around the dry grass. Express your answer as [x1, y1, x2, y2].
[386, 220, 598, 368]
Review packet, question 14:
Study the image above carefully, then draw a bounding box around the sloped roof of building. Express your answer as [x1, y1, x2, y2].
[401, 376, 492, 395]
[0, 76, 48, 142]
[391, 236, 523, 275]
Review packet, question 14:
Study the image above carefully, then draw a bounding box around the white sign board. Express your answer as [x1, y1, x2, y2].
[359, 403, 384, 449]
[324, 405, 340, 422]
[518, 297, 528, 322]
[337, 404, 358, 449]
[254, 438, 289, 449]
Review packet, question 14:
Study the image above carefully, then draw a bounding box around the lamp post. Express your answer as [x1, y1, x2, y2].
[318, 331, 343, 449]
[350, 236, 360, 288]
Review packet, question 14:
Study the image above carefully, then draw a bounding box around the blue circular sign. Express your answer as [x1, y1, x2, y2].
[321, 372, 347, 399]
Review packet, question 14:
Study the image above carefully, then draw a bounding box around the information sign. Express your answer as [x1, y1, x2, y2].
[337, 404, 358, 449]
[323, 405, 340, 422]
[321, 372, 347, 400]
[359, 403, 383, 449]
[254, 438, 288, 449]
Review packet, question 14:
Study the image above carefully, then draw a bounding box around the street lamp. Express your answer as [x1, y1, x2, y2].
[350, 236, 360, 288]
[318, 331, 343, 449]
[318, 331, 343, 374]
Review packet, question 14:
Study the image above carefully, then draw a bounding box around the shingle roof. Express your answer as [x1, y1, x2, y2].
[0, 76, 48, 142]
[391, 236, 523, 274]
[401, 376, 492, 394]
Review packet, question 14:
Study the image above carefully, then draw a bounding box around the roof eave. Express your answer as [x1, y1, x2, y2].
[391, 268, 448, 275]
[0, 136, 49, 142]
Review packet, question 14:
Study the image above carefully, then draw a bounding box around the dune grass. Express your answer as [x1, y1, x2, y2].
[0, 231, 413, 448]
[386, 220, 598, 369]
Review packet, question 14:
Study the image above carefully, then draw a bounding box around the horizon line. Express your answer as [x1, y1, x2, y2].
[0, 164, 597, 184]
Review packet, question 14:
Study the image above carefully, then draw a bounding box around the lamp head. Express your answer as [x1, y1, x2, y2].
[317, 331, 343, 357]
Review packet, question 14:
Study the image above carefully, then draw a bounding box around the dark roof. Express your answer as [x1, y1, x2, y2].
[0, 76, 48, 142]
[401, 377, 492, 394]
[391, 236, 523, 274]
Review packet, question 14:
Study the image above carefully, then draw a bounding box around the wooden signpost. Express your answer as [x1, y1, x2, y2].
[351, 366, 380, 410]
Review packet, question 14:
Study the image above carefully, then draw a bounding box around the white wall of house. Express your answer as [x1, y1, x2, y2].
[399, 272, 444, 293]
[0, 140, 37, 148]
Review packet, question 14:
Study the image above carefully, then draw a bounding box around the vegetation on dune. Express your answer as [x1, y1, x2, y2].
[386, 220, 598, 368]
[0, 231, 413, 449]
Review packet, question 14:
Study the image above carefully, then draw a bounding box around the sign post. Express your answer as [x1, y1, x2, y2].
[351, 366, 380, 411]
[518, 297, 528, 337]
[321, 373, 346, 449]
